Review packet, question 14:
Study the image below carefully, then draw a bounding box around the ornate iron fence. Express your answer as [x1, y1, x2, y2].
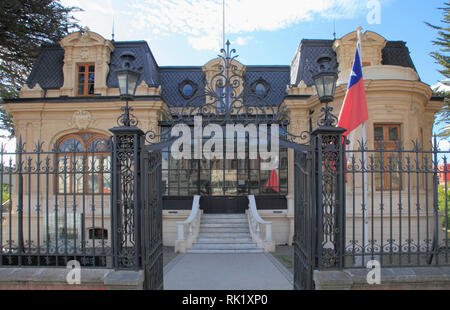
[0, 138, 113, 268]
[343, 137, 449, 268]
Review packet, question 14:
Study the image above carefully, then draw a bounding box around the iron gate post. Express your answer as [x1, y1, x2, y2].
[110, 126, 145, 270]
[311, 126, 347, 270]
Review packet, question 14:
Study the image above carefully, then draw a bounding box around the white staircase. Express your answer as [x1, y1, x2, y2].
[187, 214, 264, 254]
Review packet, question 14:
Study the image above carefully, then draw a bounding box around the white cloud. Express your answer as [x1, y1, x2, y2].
[0, 132, 16, 166]
[60, 0, 370, 51]
[433, 81, 450, 92]
[61, 0, 117, 39]
[437, 138, 450, 152]
[130, 0, 368, 51]
[235, 36, 252, 46]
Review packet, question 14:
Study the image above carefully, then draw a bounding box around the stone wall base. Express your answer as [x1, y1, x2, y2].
[314, 266, 450, 290]
[0, 268, 144, 290]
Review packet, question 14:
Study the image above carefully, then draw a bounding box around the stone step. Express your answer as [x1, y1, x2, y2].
[200, 223, 248, 228]
[186, 213, 262, 254]
[198, 232, 251, 238]
[201, 218, 248, 224]
[187, 249, 264, 254]
[202, 214, 247, 219]
[200, 228, 250, 233]
[192, 243, 258, 250]
[197, 238, 253, 243]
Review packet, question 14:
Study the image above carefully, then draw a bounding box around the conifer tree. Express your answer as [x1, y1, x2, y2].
[427, 2, 450, 137]
[0, 0, 80, 137]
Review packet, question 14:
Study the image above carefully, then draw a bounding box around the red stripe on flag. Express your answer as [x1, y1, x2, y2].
[338, 77, 368, 137]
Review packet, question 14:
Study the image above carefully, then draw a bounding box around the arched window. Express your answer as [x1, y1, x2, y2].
[58, 133, 111, 194]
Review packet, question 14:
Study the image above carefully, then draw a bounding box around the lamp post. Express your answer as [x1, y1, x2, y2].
[116, 53, 142, 127]
[111, 52, 144, 270]
[312, 56, 339, 127]
[310, 56, 345, 270]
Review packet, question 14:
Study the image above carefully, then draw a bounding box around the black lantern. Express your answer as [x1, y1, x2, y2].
[116, 68, 141, 100]
[115, 52, 142, 127]
[312, 56, 339, 127]
[312, 56, 338, 103]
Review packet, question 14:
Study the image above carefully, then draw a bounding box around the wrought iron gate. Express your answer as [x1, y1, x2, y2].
[108, 41, 348, 290]
[293, 148, 314, 290]
[110, 126, 164, 290]
[141, 149, 163, 290]
[291, 126, 347, 290]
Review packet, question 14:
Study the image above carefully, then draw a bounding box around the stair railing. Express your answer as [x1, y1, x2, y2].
[247, 195, 275, 252]
[175, 195, 202, 253]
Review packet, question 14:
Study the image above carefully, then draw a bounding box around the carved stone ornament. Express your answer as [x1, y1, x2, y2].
[80, 47, 90, 60]
[80, 27, 91, 43]
[69, 110, 94, 130]
[289, 119, 307, 135]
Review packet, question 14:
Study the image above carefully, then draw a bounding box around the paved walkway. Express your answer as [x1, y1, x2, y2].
[164, 253, 293, 290]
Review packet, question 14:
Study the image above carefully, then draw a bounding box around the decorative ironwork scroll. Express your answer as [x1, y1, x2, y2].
[111, 127, 144, 269]
[312, 127, 346, 270]
[142, 41, 310, 146]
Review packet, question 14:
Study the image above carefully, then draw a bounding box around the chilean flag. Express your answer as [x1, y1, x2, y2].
[337, 46, 368, 136]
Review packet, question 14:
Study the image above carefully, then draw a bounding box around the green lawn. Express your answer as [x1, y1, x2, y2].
[1, 185, 10, 215]
[439, 186, 449, 229]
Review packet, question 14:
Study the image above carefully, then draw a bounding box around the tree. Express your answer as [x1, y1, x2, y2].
[427, 2, 450, 137]
[0, 0, 81, 137]
[432, 88, 450, 137]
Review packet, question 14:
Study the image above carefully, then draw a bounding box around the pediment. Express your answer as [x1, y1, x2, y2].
[337, 30, 386, 47]
[60, 29, 112, 48]
[202, 57, 246, 74]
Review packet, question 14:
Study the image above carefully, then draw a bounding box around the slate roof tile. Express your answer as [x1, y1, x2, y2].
[26, 45, 64, 90]
[106, 41, 160, 88]
[23, 38, 418, 103]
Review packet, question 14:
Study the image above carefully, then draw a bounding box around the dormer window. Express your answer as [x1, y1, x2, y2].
[183, 84, 193, 97]
[251, 78, 270, 98]
[77, 64, 95, 96]
[256, 84, 265, 96]
[179, 79, 198, 99]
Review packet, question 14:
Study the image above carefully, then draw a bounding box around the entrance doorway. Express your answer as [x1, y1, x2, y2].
[200, 196, 248, 214]
[161, 135, 289, 214]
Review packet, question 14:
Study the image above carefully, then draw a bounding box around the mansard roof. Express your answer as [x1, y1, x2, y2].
[290, 39, 417, 86]
[26, 40, 160, 90]
[106, 41, 160, 87]
[381, 41, 417, 71]
[159, 66, 205, 107]
[290, 39, 337, 87]
[24, 34, 418, 106]
[26, 44, 65, 89]
[159, 65, 290, 107]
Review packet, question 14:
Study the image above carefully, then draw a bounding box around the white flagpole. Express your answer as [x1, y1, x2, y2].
[357, 26, 369, 258]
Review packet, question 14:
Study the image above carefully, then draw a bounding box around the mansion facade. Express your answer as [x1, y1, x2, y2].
[2, 28, 444, 249]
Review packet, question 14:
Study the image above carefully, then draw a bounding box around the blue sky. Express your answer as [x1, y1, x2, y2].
[59, 0, 449, 143]
[3, 1, 448, 153]
[62, 0, 446, 88]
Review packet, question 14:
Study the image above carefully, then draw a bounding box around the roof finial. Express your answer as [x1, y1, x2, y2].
[356, 26, 363, 45]
[112, 17, 115, 41]
[357, 26, 363, 37]
[333, 20, 336, 40]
